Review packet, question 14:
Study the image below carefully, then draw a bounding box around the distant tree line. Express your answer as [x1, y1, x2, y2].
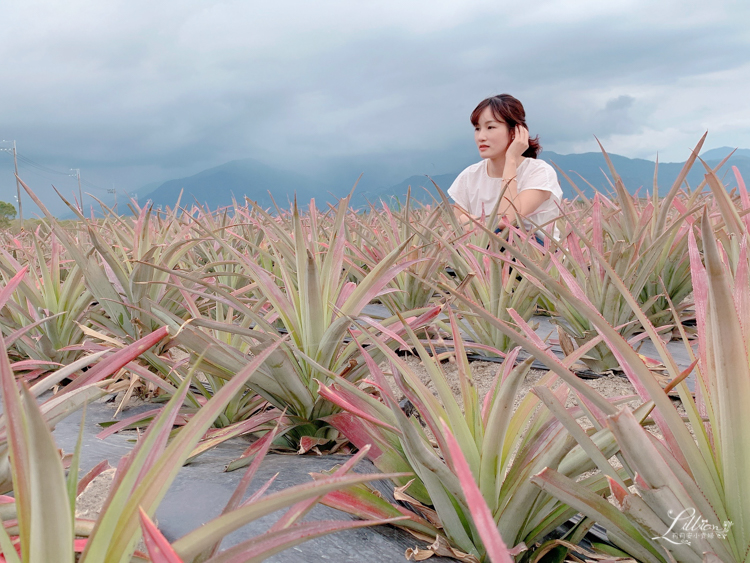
[0, 201, 17, 228]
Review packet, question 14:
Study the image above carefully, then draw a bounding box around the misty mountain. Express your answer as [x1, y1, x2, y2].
[144, 158, 322, 210]
[701, 147, 750, 160]
[140, 149, 750, 212]
[374, 150, 750, 203]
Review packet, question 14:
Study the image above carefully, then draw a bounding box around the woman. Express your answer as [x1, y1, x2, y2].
[448, 94, 562, 240]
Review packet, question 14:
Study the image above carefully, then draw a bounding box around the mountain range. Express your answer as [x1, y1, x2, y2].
[140, 146, 750, 211]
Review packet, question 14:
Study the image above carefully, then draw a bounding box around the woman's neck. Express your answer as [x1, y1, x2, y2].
[487, 154, 524, 178]
[487, 155, 505, 178]
[486, 156, 505, 178]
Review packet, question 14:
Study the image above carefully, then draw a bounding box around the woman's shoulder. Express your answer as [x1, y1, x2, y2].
[518, 157, 563, 197]
[456, 160, 487, 179]
[519, 158, 560, 184]
[519, 157, 555, 175]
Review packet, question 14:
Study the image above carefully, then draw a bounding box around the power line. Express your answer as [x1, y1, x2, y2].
[1, 144, 120, 218]
[7, 151, 109, 192]
[14, 154, 70, 176]
[0, 140, 23, 228]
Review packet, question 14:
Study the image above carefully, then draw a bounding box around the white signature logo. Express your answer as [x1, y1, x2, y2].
[652, 508, 733, 546]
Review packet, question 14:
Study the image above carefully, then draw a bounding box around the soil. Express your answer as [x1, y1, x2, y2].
[76, 468, 115, 520]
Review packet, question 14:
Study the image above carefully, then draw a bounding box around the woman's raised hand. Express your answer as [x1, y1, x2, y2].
[506, 125, 529, 161]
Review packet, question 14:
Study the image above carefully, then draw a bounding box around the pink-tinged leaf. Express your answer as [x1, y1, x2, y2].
[733, 237, 749, 342]
[89, 336, 288, 561]
[481, 347, 521, 427]
[133, 206, 148, 256]
[500, 347, 521, 385]
[357, 316, 411, 351]
[270, 446, 373, 533]
[232, 258, 298, 333]
[96, 408, 163, 440]
[607, 475, 628, 506]
[324, 413, 385, 459]
[532, 468, 665, 563]
[702, 158, 745, 237]
[133, 377, 192, 486]
[76, 460, 112, 496]
[199, 518, 407, 563]
[566, 231, 586, 267]
[297, 436, 330, 455]
[334, 281, 357, 310]
[9, 360, 61, 370]
[560, 333, 606, 370]
[0, 266, 29, 310]
[139, 507, 184, 563]
[735, 166, 750, 206]
[403, 305, 443, 334]
[317, 382, 399, 433]
[0, 538, 21, 563]
[0, 340, 32, 560]
[66, 326, 171, 391]
[349, 333, 398, 405]
[188, 411, 279, 462]
[15, 370, 44, 383]
[322, 412, 421, 499]
[92, 375, 193, 538]
[633, 473, 650, 490]
[319, 486, 437, 536]
[735, 166, 750, 231]
[507, 309, 547, 350]
[567, 241, 692, 469]
[353, 326, 454, 459]
[4, 314, 65, 350]
[73, 539, 87, 552]
[226, 430, 280, 473]
[241, 474, 279, 507]
[701, 210, 750, 548]
[551, 252, 654, 406]
[172, 275, 202, 318]
[172, 471, 412, 560]
[27, 351, 107, 397]
[549, 253, 593, 307]
[322, 373, 393, 423]
[200, 426, 280, 560]
[592, 193, 603, 256]
[341, 257, 424, 316]
[439, 420, 513, 563]
[121, 361, 179, 395]
[688, 228, 711, 424]
[227, 426, 279, 514]
[0, 338, 74, 562]
[671, 196, 694, 225]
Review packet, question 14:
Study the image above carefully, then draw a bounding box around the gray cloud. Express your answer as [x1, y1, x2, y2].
[1, 0, 748, 214]
[605, 96, 635, 112]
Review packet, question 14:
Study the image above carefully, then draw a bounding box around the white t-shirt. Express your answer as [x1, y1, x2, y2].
[447, 158, 563, 239]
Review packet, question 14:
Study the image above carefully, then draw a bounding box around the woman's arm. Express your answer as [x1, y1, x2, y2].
[500, 187, 552, 217]
[496, 125, 551, 221]
[453, 203, 477, 227]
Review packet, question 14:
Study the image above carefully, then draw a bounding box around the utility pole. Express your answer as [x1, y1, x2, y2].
[70, 168, 82, 210]
[13, 141, 22, 229]
[0, 140, 23, 229]
[108, 187, 117, 213]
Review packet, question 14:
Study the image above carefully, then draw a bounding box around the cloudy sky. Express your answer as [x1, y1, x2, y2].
[1, 0, 748, 215]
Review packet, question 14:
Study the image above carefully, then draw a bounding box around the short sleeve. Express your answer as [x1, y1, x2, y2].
[447, 171, 469, 210]
[518, 161, 563, 205]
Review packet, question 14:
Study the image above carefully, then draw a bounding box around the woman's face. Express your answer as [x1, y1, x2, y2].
[474, 106, 511, 160]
